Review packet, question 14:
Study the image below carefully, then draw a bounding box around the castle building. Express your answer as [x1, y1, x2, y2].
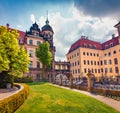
[66, 22, 120, 78]
[3, 17, 70, 81]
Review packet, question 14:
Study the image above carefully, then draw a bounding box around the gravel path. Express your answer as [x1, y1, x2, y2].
[0, 85, 23, 100]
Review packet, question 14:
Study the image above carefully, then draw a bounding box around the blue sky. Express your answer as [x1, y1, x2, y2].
[0, 0, 120, 60]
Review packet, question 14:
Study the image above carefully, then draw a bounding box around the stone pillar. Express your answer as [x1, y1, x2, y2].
[87, 70, 94, 92]
[69, 73, 73, 88]
[59, 74, 62, 86]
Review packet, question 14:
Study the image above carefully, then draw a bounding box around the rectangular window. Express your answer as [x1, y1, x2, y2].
[114, 58, 118, 64]
[109, 59, 112, 64]
[105, 68, 108, 73]
[36, 74, 40, 80]
[29, 61, 33, 68]
[92, 69, 94, 73]
[109, 68, 112, 73]
[108, 52, 111, 56]
[95, 69, 97, 73]
[84, 60, 86, 65]
[115, 67, 119, 73]
[73, 70, 74, 74]
[94, 61, 96, 65]
[97, 61, 99, 65]
[91, 61, 93, 65]
[29, 50, 33, 57]
[29, 40, 33, 45]
[87, 60, 89, 65]
[98, 69, 100, 73]
[104, 60, 107, 65]
[37, 62, 40, 68]
[101, 68, 103, 73]
[84, 68, 87, 73]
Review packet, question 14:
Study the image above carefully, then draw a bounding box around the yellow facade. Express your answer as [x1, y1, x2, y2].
[67, 40, 120, 77]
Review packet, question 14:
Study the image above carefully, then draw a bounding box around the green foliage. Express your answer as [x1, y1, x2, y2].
[0, 84, 29, 113]
[36, 41, 53, 79]
[14, 76, 33, 83]
[0, 26, 29, 75]
[15, 83, 119, 113]
[0, 26, 29, 88]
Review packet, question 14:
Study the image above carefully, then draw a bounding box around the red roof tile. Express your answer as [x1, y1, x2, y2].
[68, 36, 119, 54]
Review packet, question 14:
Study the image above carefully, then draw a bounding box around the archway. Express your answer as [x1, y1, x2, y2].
[55, 74, 68, 85]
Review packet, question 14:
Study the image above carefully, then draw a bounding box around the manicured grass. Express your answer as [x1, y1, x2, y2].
[15, 82, 120, 113]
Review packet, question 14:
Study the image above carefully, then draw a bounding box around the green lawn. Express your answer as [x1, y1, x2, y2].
[15, 82, 120, 113]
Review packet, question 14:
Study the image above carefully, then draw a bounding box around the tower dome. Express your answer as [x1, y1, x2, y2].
[42, 19, 54, 33]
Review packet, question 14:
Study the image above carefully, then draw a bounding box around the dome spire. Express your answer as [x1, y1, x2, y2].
[46, 10, 49, 25]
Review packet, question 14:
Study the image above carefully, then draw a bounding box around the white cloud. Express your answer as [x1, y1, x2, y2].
[33, 6, 118, 61]
[17, 25, 22, 28]
[30, 14, 35, 23]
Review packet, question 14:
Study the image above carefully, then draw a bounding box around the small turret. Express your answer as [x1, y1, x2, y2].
[114, 21, 120, 36]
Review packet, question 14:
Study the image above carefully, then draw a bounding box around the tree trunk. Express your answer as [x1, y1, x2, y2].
[0, 71, 14, 88]
[42, 65, 47, 81]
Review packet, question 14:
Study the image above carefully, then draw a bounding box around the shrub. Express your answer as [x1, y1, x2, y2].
[91, 88, 120, 100]
[14, 76, 33, 83]
[0, 84, 29, 113]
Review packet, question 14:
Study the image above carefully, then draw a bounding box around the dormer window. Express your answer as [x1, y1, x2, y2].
[83, 43, 86, 48]
[110, 43, 113, 47]
[93, 45, 97, 49]
[88, 44, 92, 48]
[105, 45, 108, 49]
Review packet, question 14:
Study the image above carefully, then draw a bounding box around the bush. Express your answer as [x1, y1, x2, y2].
[0, 84, 29, 113]
[91, 88, 120, 100]
[14, 76, 33, 83]
[0, 71, 14, 88]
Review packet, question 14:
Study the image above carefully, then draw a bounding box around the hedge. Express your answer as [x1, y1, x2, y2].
[14, 76, 33, 83]
[0, 84, 29, 113]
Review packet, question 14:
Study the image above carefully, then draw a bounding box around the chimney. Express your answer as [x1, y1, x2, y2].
[6, 23, 9, 28]
[114, 21, 120, 36]
[112, 34, 115, 39]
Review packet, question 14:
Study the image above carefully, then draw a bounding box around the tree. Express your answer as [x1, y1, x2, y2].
[0, 26, 29, 88]
[36, 41, 53, 80]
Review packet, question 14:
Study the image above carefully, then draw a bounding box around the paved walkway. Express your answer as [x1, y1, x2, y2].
[0, 85, 23, 100]
[52, 84, 120, 112]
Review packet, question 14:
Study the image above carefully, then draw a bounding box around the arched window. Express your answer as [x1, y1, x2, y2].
[37, 41, 41, 45]
[29, 39, 33, 45]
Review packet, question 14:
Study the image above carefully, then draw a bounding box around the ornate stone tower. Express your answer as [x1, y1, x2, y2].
[26, 22, 41, 37]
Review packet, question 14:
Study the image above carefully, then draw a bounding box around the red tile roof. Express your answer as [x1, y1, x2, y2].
[68, 36, 119, 54]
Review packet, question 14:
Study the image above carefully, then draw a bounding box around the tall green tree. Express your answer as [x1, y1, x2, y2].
[36, 41, 53, 80]
[0, 26, 29, 88]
